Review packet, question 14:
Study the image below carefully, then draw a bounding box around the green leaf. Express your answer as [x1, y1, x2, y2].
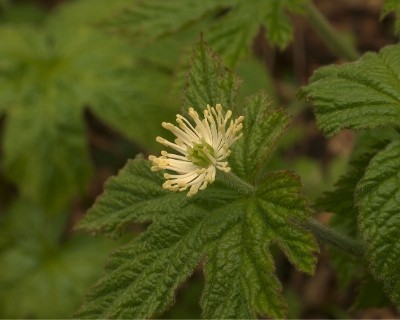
[3, 98, 91, 212]
[315, 140, 395, 307]
[201, 216, 285, 319]
[205, 2, 262, 68]
[202, 173, 316, 319]
[0, 199, 116, 318]
[77, 38, 317, 319]
[47, 0, 132, 27]
[78, 156, 189, 237]
[0, 24, 102, 210]
[230, 94, 291, 184]
[0, 0, 176, 209]
[104, 0, 233, 41]
[109, 0, 303, 67]
[299, 44, 400, 136]
[356, 139, 400, 307]
[78, 204, 208, 318]
[382, 0, 400, 34]
[262, 0, 305, 49]
[316, 146, 384, 231]
[206, 0, 304, 66]
[183, 38, 241, 113]
[87, 63, 174, 152]
[77, 159, 317, 319]
[0, 2, 46, 24]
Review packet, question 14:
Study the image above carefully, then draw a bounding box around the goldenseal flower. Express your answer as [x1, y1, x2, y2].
[149, 104, 244, 197]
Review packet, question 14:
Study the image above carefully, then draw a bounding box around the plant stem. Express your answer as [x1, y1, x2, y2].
[217, 171, 254, 194]
[305, 2, 360, 61]
[305, 218, 365, 257]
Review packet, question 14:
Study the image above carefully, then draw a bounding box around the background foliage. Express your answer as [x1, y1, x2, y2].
[0, 0, 399, 318]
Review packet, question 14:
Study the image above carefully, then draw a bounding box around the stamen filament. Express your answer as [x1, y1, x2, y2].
[150, 104, 244, 196]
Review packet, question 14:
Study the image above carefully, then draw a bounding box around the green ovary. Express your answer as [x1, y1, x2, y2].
[188, 140, 215, 167]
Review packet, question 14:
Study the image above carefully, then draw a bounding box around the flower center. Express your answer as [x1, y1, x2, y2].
[187, 140, 215, 168]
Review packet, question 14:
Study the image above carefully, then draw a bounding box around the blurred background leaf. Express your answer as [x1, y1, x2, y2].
[0, 199, 119, 318]
[0, 0, 178, 211]
[106, 0, 308, 67]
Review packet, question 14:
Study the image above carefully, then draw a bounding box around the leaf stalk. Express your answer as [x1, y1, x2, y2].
[217, 171, 255, 194]
[305, 218, 364, 257]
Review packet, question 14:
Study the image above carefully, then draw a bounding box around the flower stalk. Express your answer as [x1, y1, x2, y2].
[216, 171, 255, 195]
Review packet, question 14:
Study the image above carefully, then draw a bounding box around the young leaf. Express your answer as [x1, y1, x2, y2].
[299, 44, 400, 136]
[356, 139, 400, 307]
[183, 39, 241, 113]
[229, 94, 291, 184]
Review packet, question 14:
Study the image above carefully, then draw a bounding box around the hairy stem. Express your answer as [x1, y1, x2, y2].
[305, 3, 360, 61]
[305, 218, 365, 257]
[217, 171, 255, 194]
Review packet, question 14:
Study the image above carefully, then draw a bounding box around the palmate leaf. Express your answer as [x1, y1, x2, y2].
[299, 44, 400, 136]
[77, 40, 317, 318]
[356, 139, 400, 307]
[77, 161, 317, 318]
[0, 0, 175, 211]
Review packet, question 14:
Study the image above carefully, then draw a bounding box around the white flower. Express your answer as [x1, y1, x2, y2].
[149, 104, 244, 197]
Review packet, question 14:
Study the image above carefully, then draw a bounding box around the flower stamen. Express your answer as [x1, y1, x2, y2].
[150, 104, 244, 196]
